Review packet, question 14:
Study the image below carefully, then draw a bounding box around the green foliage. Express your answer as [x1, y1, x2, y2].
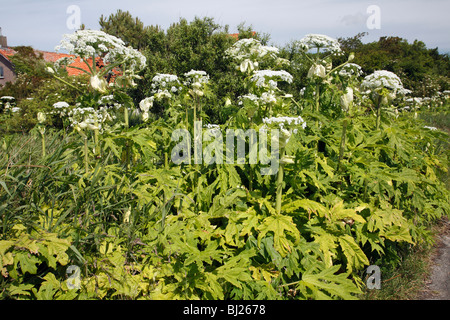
[0, 15, 449, 301]
[336, 34, 450, 96]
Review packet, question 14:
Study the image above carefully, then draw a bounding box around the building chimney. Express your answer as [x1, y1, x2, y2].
[0, 28, 8, 48]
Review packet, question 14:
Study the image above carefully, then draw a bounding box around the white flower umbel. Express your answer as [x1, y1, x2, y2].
[361, 70, 404, 93]
[225, 38, 280, 72]
[184, 70, 209, 97]
[55, 29, 146, 89]
[297, 34, 342, 55]
[55, 30, 146, 70]
[151, 73, 181, 94]
[362, 70, 405, 129]
[338, 63, 363, 78]
[250, 70, 293, 88]
[262, 116, 307, 130]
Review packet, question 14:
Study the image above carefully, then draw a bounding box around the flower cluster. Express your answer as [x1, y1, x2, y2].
[296, 34, 342, 54]
[55, 30, 146, 72]
[262, 116, 307, 131]
[262, 116, 307, 148]
[361, 70, 404, 93]
[51, 101, 71, 117]
[184, 70, 209, 97]
[151, 73, 182, 99]
[67, 106, 114, 131]
[250, 70, 293, 88]
[0, 96, 16, 114]
[338, 63, 363, 78]
[98, 95, 123, 110]
[238, 92, 281, 106]
[225, 38, 281, 72]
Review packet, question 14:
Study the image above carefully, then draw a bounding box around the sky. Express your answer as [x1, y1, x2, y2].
[1, 0, 449, 54]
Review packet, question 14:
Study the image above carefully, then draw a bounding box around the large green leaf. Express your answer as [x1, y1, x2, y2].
[257, 214, 301, 257]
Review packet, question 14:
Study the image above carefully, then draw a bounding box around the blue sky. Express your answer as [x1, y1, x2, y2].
[1, 0, 449, 53]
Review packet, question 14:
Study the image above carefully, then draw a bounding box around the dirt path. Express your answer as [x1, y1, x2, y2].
[418, 218, 450, 300]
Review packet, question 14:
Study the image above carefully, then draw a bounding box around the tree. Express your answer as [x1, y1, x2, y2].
[99, 10, 149, 50]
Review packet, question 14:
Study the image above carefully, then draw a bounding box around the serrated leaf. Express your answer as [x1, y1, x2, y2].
[257, 214, 301, 257]
[338, 234, 369, 273]
[283, 199, 327, 217]
[8, 283, 34, 297]
[300, 265, 360, 300]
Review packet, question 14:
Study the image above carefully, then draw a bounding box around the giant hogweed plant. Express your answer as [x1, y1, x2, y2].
[0, 30, 449, 300]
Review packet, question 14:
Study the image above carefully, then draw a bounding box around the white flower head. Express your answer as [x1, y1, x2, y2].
[338, 63, 363, 78]
[151, 73, 180, 94]
[297, 34, 342, 54]
[250, 70, 293, 88]
[361, 70, 403, 93]
[55, 30, 146, 74]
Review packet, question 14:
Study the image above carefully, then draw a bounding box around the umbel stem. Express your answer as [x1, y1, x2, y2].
[84, 137, 89, 174]
[41, 132, 46, 157]
[338, 118, 348, 172]
[376, 95, 382, 130]
[276, 147, 285, 215]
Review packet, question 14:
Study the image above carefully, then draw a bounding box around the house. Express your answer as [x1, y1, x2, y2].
[0, 29, 119, 87]
[0, 28, 16, 87]
[0, 47, 16, 87]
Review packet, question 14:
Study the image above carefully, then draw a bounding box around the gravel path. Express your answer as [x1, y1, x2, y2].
[418, 219, 450, 300]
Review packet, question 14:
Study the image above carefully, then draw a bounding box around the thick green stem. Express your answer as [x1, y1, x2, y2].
[315, 83, 320, 114]
[337, 118, 348, 172]
[276, 147, 285, 215]
[84, 137, 89, 174]
[41, 132, 46, 158]
[376, 96, 381, 129]
[124, 107, 129, 128]
[94, 113, 99, 157]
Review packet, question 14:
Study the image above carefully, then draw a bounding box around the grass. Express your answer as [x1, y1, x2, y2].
[360, 218, 448, 300]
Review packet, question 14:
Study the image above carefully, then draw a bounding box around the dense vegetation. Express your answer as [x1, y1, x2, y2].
[0, 14, 449, 300]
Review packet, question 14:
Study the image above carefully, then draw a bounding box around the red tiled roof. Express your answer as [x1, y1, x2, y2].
[0, 47, 16, 60]
[229, 32, 257, 40]
[0, 48, 120, 79]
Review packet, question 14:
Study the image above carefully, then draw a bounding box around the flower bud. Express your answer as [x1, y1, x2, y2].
[139, 97, 154, 113]
[348, 52, 355, 62]
[37, 112, 46, 124]
[340, 87, 353, 112]
[307, 64, 326, 79]
[90, 75, 108, 93]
